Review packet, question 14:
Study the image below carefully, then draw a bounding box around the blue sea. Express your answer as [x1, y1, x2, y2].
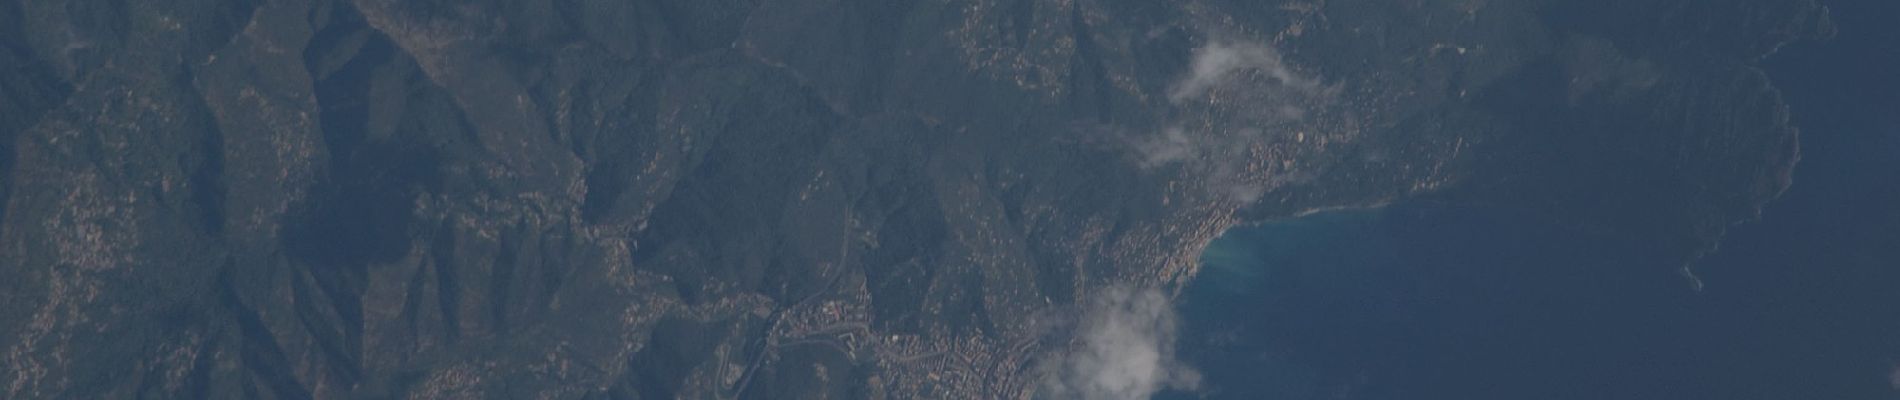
[1169, 0, 1900, 398]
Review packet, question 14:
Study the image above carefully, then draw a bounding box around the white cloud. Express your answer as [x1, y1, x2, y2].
[1040, 287, 1201, 400]
[1137, 127, 1200, 167]
[1168, 41, 1325, 104]
[1888, 363, 1900, 391]
[1128, 39, 1335, 204]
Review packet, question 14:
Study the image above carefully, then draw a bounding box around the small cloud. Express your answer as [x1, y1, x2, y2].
[1127, 38, 1333, 204]
[1562, 35, 1660, 104]
[1137, 127, 1199, 167]
[1168, 41, 1325, 104]
[1224, 182, 1266, 204]
[1040, 287, 1201, 400]
[1888, 363, 1900, 391]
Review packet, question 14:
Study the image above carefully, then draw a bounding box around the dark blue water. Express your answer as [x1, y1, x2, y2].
[1175, 204, 1697, 399]
[1173, 0, 1900, 398]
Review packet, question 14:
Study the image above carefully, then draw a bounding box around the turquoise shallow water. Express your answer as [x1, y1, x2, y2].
[1191, 210, 1383, 296]
[1166, 209, 1389, 399]
[1164, 1, 1900, 398]
[1167, 203, 1694, 399]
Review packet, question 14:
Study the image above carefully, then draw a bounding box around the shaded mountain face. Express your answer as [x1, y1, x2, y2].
[0, 0, 1824, 398]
